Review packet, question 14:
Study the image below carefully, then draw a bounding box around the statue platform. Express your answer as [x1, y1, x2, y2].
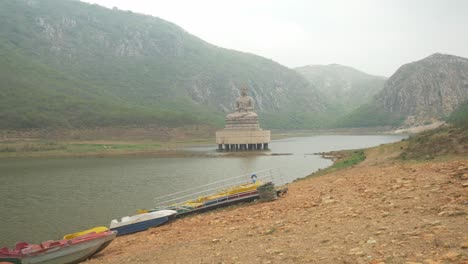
[216, 118, 270, 151]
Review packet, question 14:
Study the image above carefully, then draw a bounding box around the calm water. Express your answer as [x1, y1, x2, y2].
[0, 135, 406, 246]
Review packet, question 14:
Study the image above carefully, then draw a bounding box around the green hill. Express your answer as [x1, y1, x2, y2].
[0, 41, 222, 129]
[295, 64, 386, 114]
[0, 0, 325, 129]
[448, 100, 468, 128]
[332, 101, 404, 128]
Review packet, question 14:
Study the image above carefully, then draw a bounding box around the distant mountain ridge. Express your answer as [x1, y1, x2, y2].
[378, 53, 468, 125]
[295, 64, 386, 113]
[336, 53, 468, 128]
[0, 0, 325, 129]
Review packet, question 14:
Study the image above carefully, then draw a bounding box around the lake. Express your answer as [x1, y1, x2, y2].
[0, 134, 406, 247]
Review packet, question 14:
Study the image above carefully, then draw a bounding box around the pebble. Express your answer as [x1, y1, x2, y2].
[321, 197, 337, 204]
[265, 248, 282, 255]
[423, 259, 440, 264]
[443, 251, 460, 261]
[348, 247, 365, 256]
[437, 210, 463, 217]
[369, 259, 385, 264]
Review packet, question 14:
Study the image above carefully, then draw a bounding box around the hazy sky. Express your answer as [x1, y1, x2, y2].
[81, 0, 468, 77]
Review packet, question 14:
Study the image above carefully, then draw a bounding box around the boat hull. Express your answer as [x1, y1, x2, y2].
[155, 187, 288, 218]
[110, 216, 170, 236]
[177, 190, 259, 217]
[0, 257, 21, 264]
[0, 231, 117, 264]
[89, 240, 113, 258]
[21, 241, 101, 264]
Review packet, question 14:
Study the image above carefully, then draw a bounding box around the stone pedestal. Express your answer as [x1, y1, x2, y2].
[224, 118, 260, 130]
[216, 117, 270, 151]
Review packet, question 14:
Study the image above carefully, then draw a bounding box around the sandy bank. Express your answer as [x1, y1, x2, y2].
[86, 144, 468, 264]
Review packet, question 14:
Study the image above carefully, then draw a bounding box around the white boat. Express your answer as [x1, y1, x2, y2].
[110, 210, 177, 236]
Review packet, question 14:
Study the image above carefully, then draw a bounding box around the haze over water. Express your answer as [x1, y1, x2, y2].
[0, 134, 406, 247]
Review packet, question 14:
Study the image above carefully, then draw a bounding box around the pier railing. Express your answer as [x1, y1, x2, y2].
[152, 168, 285, 209]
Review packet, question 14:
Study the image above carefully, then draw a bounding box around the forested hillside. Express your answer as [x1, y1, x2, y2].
[448, 100, 468, 128]
[295, 64, 385, 114]
[0, 0, 325, 129]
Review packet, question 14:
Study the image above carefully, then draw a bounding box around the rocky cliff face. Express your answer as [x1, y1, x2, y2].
[379, 53, 468, 125]
[295, 64, 385, 113]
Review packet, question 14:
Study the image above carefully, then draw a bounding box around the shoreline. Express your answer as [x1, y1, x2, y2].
[0, 129, 406, 159]
[85, 140, 468, 263]
[1, 121, 446, 159]
[0, 138, 214, 159]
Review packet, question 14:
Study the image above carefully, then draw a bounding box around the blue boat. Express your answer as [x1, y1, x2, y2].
[109, 210, 177, 236]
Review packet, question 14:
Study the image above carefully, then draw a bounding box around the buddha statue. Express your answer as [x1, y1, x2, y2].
[226, 86, 258, 121]
[216, 85, 270, 150]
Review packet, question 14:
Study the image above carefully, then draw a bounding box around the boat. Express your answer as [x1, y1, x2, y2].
[151, 182, 264, 217]
[63, 226, 114, 256]
[149, 169, 287, 217]
[0, 230, 117, 264]
[179, 188, 261, 217]
[109, 209, 177, 236]
[63, 226, 109, 240]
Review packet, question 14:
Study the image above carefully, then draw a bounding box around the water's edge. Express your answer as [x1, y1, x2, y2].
[0, 135, 406, 246]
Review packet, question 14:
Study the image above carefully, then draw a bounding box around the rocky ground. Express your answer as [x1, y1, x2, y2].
[88, 145, 468, 264]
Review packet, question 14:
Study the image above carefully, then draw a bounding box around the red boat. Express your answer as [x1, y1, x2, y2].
[0, 230, 117, 264]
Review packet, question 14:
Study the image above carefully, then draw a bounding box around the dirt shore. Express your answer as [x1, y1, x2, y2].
[87, 144, 468, 264]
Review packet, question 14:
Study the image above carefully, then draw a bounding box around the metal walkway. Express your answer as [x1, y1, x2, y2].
[152, 168, 285, 210]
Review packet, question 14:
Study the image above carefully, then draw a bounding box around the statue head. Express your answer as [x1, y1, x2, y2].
[240, 85, 248, 96]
